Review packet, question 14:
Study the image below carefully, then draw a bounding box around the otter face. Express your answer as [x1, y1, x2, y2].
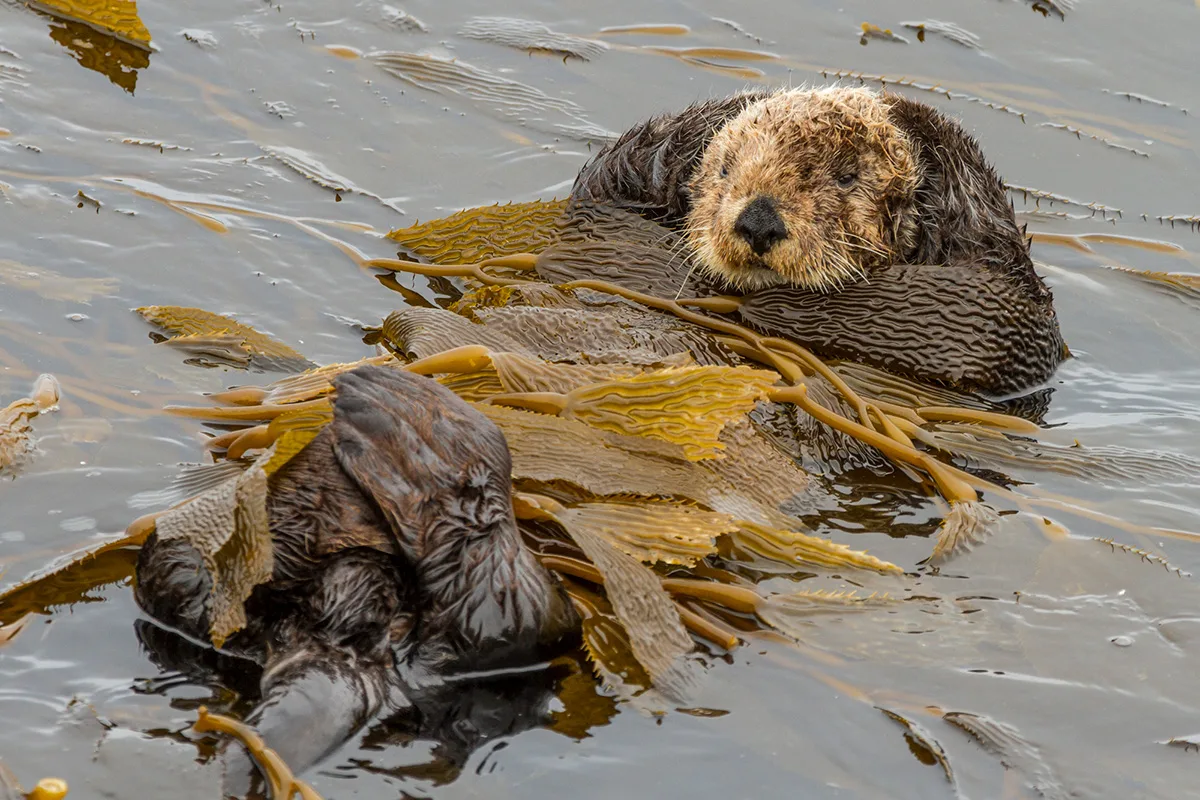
[686, 87, 920, 292]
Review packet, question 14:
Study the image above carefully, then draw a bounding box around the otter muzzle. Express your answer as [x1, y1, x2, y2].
[734, 196, 788, 256]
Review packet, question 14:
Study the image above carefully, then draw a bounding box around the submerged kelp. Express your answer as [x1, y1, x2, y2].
[0, 373, 60, 479]
[117, 199, 1200, 710]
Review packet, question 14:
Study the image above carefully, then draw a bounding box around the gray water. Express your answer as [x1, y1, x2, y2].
[1, 0, 1199, 797]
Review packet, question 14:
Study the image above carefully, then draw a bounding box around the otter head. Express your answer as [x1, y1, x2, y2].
[686, 86, 920, 292]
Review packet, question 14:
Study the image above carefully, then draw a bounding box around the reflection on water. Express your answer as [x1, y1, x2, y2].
[46, 17, 149, 93]
[1, 0, 1199, 797]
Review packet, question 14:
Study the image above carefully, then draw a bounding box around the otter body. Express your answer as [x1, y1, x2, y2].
[571, 87, 1065, 394]
[134, 366, 578, 785]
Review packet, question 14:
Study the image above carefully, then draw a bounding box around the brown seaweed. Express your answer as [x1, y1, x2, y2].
[193, 707, 322, 800]
[136, 306, 315, 373]
[369, 52, 613, 141]
[943, 711, 1068, 800]
[900, 20, 981, 49]
[459, 17, 609, 61]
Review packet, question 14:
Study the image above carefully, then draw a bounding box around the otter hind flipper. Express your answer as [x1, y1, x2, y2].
[329, 365, 578, 671]
[328, 365, 513, 564]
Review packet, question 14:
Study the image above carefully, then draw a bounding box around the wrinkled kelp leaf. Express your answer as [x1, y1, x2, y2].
[734, 522, 902, 575]
[943, 711, 1068, 800]
[899, 20, 981, 48]
[0, 374, 60, 479]
[559, 516, 698, 701]
[554, 365, 777, 460]
[459, 17, 609, 60]
[0, 259, 117, 302]
[370, 52, 613, 141]
[29, 0, 152, 46]
[261, 144, 404, 212]
[555, 501, 734, 566]
[155, 460, 273, 646]
[386, 200, 567, 263]
[1113, 268, 1200, 310]
[137, 306, 314, 373]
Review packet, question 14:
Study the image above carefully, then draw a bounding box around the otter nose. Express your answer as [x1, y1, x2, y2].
[733, 196, 788, 256]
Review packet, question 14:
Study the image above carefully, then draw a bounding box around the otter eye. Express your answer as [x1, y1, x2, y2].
[837, 172, 858, 188]
[719, 164, 730, 179]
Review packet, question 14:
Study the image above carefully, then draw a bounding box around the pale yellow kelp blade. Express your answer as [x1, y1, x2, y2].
[557, 365, 778, 460]
[386, 200, 568, 263]
[137, 306, 314, 373]
[154, 459, 273, 647]
[733, 521, 902, 575]
[555, 501, 736, 567]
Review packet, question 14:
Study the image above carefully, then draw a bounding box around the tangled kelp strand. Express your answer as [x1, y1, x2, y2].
[193, 707, 322, 800]
[1102, 89, 1188, 115]
[1006, 184, 1123, 218]
[818, 69, 1026, 121]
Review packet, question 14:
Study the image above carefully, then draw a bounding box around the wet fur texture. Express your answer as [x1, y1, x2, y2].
[134, 366, 580, 781]
[570, 86, 1066, 393]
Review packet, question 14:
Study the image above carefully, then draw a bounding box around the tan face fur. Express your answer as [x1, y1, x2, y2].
[687, 87, 921, 292]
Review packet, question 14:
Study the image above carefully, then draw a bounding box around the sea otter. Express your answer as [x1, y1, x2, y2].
[569, 86, 1066, 395]
[134, 365, 579, 785]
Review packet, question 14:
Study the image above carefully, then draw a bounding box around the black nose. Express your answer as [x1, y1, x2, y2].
[733, 196, 788, 256]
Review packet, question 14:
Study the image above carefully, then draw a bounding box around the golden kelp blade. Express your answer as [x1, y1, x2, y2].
[490, 351, 654, 394]
[258, 355, 395, 405]
[537, 500, 697, 701]
[569, 584, 653, 696]
[154, 460, 273, 647]
[733, 522, 902, 575]
[942, 711, 1066, 798]
[29, 0, 151, 46]
[0, 374, 60, 478]
[386, 200, 567, 264]
[136, 306, 313, 373]
[263, 404, 334, 475]
[558, 365, 777, 460]
[555, 501, 736, 566]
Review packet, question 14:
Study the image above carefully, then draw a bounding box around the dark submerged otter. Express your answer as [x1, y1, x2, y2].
[134, 366, 578, 787]
[569, 86, 1067, 395]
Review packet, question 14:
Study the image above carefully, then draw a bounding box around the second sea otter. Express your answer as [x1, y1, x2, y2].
[570, 86, 1067, 395]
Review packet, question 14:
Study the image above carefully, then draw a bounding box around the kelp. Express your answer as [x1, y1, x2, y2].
[0, 259, 117, 303]
[942, 711, 1068, 800]
[386, 200, 568, 264]
[116, 196, 1198, 708]
[369, 52, 612, 141]
[136, 306, 314, 373]
[459, 17, 609, 61]
[27, 0, 151, 47]
[1, 373, 61, 478]
[193, 708, 322, 800]
[154, 459, 272, 646]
